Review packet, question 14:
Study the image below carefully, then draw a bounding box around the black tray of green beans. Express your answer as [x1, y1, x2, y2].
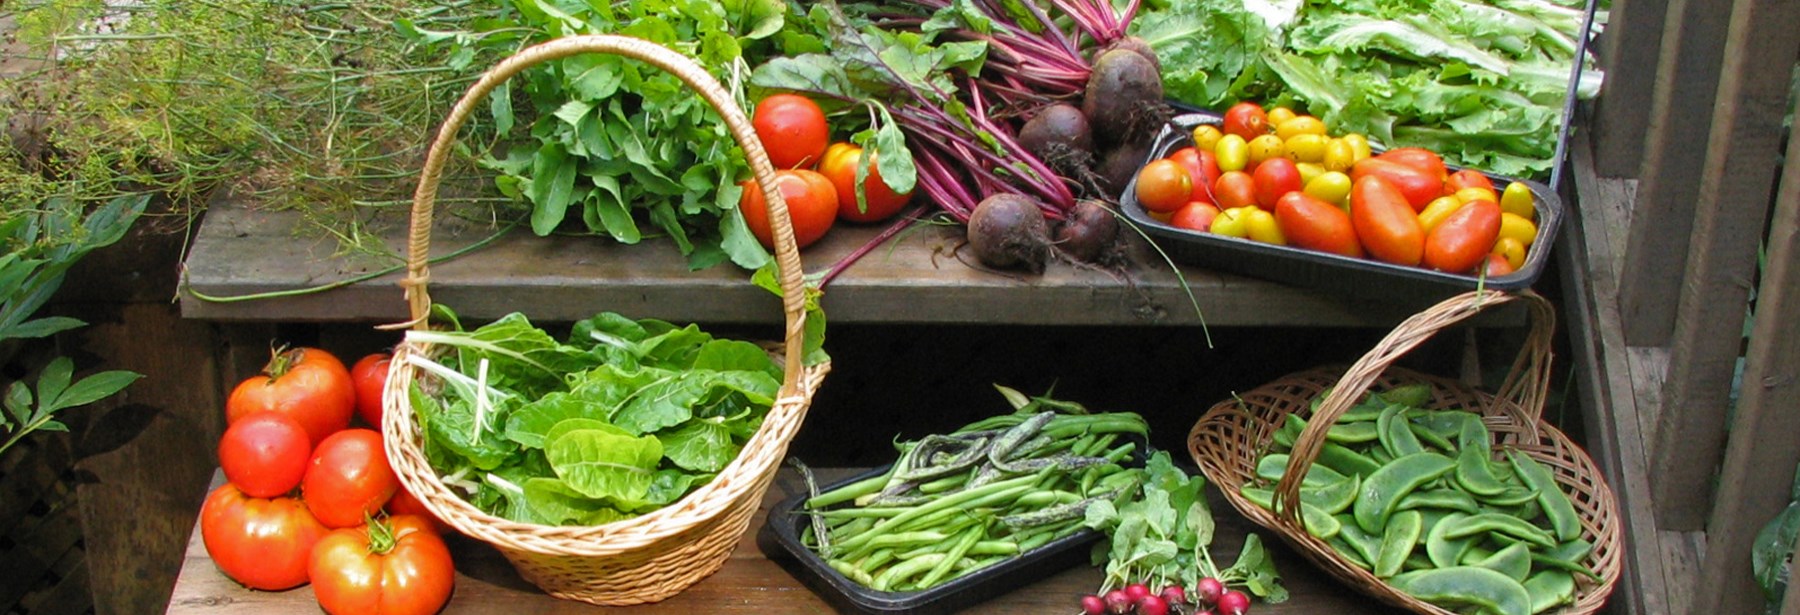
[759, 402, 1151, 615]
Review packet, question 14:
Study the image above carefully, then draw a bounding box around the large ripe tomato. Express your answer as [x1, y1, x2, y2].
[219, 411, 312, 498]
[752, 94, 829, 170]
[739, 169, 838, 250]
[1166, 147, 1222, 205]
[1351, 175, 1426, 266]
[1252, 157, 1302, 209]
[1423, 199, 1503, 273]
[303, 429, 400, 529]
[201, 482, 329, 591]
[1351, 158, 1444, 211]
[819, 142, 912, 223]
[350, 353, 392, 428]
[310, 515, 455, 615]
[1221, 102, 1271, 141]
[1134, 159, 1193, 213]
[1275, 191, 1363, 258]
[227, 347, 355, 446]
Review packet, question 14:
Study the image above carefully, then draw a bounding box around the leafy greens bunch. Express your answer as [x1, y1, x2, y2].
[404, 311, 789, 525]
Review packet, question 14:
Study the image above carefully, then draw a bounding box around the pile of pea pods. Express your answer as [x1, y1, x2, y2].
[1244, 384, 1597, 615]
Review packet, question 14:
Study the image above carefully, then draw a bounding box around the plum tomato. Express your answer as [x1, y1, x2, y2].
[227, 347, 355, 447]
[1377, 147, 1447, 180]
[219, 411, 312, 498]
[1351, 174, 1426, 266]
[1275, 191, 1363, 258]
[1444, 169, 1495, 195]
[302, 428, 400, 529]
[738, 168, 839, 250]
[1135, 159, 1194, 213]
[349, 352, 392, 428]
[1422, 199, 1503, 273]
[752, 94, 829, 169]
[1351, 158, 1444, 211]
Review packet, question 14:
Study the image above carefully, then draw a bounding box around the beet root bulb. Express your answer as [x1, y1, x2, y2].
[1055, 199, 1119, 263]
[967, 194, 1051, 273]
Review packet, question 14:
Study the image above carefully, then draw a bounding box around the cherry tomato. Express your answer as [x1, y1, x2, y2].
[1213, 171, 1258, 210]
[1221, 102, 1271, 141]
[1276, 191, 1364, 258]
[1499, 212, 1539, 247]
[1493, 236, 1528, 270]
[350, 353, 392, 428]
[1210, 207, 1253, 238]
[1192, 124, 1224, 153]
[1351, 175, 1426, 266]
[751, 94, 829, 169]
[1351, 158, 1444, 211]
[1323, 138, 1358, 173]
[1284, 133, 1329, 164]
[738, 168, 839, 250]
[1454, 187, 1499, 205]
[1417, 196, 1465, 234]
[1244, 207, 1286, 245]
[219, 411, 312, 498]
[1377, 147, 1448, 180]
[819, 142, 912, 222]
[1479, 253, 1518, 277]
[1135, 159, 1194, 213]
[1167, 147, 1222, 204]
[1444, 169, 1495, 195]
[1304, 171, 1353, 208]
[1170, 202, 1221, 232]
[1340, 133, 1373, 161]
[201, 482, 329, 591]
[1275, 115, 1328, 139]
[227, 347, 355, 447]
[1214, 134, 1249, 172]
[1265, 106, 1298, 127]
[1246, 134, 1285, 169]
[1501, 182, 1536, 220]
[1253, 157, 1303, 209]
[1423, 199, 1503, 273]
[310, 515, 455, 615]
[303, 428, 400, 529]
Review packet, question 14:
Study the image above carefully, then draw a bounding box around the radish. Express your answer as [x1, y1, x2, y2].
[1196, 577, 1226, 605]
[1104, 589, 1134, 614]
[1159, 585, 1187, 607]
[1081, 594, 1108, 615]
[1138, 594, 1170, 615]
[1216, 589, 1251, 615]
[1124, 583, 1152, 605]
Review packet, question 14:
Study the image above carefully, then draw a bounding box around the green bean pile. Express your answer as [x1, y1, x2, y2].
[799, 407, 1150, 593]
[1247, 384, 1596, 615]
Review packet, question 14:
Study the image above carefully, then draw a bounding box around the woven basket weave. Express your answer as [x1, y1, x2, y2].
[1190, 290, 1621, 614]
[377, 35, 829, 606]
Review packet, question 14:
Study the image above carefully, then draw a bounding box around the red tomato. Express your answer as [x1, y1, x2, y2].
[1213, 171, 1257, 210]
[310, 515, 454, 615]
[1135, 159, 1194, 213]
[1252, 157, 1303, 209]
[818, 142, 912, 222]
[1170, 202, 1221, 232]
[302, 429, 399, 529]
[1351, 158, 1444, 211]
[201, 482, 329, 591]
[1221, 102, 1271, 141]
[1443, 169, 1495, 196]
[1478, 253, 1517, 277]
[739, 169, 839, 250]
[1167, 147, 1222, 204]
[227, 347, 355, 447]
[1423, 199, 1503, 273]
[1274, 192, 1364, 259]
[350, 353, 392, 428]
[386, 482, 448, 535]
[219, 411, 312, 498]
[751, 94, 829, 169]
[1351, 175, 1426, 266]
[1377, 147, 1448, 180]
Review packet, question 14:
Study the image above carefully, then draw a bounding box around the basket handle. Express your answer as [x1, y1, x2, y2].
[395, 34, 809, 390]
[1271, 289, 1556, 525]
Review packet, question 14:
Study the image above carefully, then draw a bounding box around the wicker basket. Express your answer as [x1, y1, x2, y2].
[1189, 290, 1622, 614]
[377, 35, 830, 606]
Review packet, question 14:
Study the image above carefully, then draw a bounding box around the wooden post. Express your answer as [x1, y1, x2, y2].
[1614, 0, 1731, 346]
[1648, 0, 1799, 531]
[1588, 0, 1667, 178]
[1686, 92, 1800, 614]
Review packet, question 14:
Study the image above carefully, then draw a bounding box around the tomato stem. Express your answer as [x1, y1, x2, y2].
[366, 514, 397, 555]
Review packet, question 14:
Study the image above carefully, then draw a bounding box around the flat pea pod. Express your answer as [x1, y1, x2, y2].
[1456, 444, 1510, 496]
[1353, 451, 1456, 534]
[1379, 382, 1434, 408]
[1479, 485, 1542, 507]
[1523, 570, 1576, 614]
[1339, 400, 1389, 423]
[1443, 513, 1558, 549]
[1389, 566, 1533, 615]
[1543, 538, 1594, 564]
[1328, 535, 1373, 570]
[1405, 551, 1435, 572]
[1335, 514, 1383, 566]
[1399, 488, 1481, 514]
[1241, 486, 1342, 539]
[1460, 545, 1495, 565]
[1427, 512, 1477, 569]
[1301, 474, 1361, 514]
[1378, 405, 1426, 459]
[1255, 453, 1349, 488]
[1320, 442, 1385, 479]
[1529, 552, 1603, 582]
[1272, 414, 1308, 450]
[1327, 421, 1382, 444]
[1506, 449, 1582, 542]
[1412, 410, 1479, 442]
[1486, 498, 1543, 522]
[1408, 421, 1456, 452]
[1375, 509, 1425, 578]
[1369, 445, 1395, 464]
[1458, 415, 1492, 452]
[1473, 541, 1532, 582]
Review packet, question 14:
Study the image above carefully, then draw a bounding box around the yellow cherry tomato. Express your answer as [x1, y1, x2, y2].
[1493, 236, 1527, 270]
[1498, 212, 1538, 247]
[1417, 196, 1464, 234]
[1304, 171, 1354, 208]
[1296, 162, 1327, 186]
[1501, 182, 1536, 220]
[1266, 107, 1298, 127]
[1454, 187, 1500, 205]
[1341, 133, 1373, 161]
[1215, 134, 1249, 172]
[1276, 116, 1329, 140]
[1323, 138, 1357, 173]
[1211, 206, 1253, 238]
[1284, 133, 1329, 163]
[1247, 134, 1286, 168]
[1244, 207, 1287, 245]
[1192, 124, 1224, 154]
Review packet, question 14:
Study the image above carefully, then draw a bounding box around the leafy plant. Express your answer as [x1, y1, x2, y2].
[2, 357, 141, 456]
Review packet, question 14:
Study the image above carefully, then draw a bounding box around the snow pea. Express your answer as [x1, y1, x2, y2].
[1390, 566, 1533, 615]
[1378, 405, 1427, 458]
[1375, 509, 1425, 578]
[1353, 451, 1456, 534]
[1456, 444, 1511, 496]
[1319, 442, 1385, 479]
[1523, 570, 1576, 614]
[1473, 541, 1533, 582]
[1399, 488, 1481, 514]
[1506, 449, 1582, 542]
[1443, 512, 1558, 549]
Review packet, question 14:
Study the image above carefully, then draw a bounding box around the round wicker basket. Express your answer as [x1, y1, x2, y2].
[377, 35, 829, 606]
[1190, 290, 1622, 614]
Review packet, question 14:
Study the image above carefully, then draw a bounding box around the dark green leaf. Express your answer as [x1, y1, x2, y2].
[5, 381, 32, 426]
[504, 393, 615, 448]
[34, 357, 72, 415]
[48, 370, 140, 413]
[528, 143, 577, 235]
[3, 316, 87, 340]
[693, 340, 779, 378]
[491, 81, 514, 135]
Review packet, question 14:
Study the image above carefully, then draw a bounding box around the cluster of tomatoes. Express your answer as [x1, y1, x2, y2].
[203, 347, 454, 615]
[738, 94, 914, 250]
[1133, 102, 1539, 276]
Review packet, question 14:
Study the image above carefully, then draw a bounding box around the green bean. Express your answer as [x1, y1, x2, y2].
[870, 553, 951, 592]
[918, 472, 971, 494]
[807, 465, 898, 509]
[865, 531, 952, 549]
[829, 559, 875, 588]
[917, 524, 985, 589]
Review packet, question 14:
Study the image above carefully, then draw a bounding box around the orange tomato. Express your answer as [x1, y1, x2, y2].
[1222, 102, 1271, 141]
[1351, 158, 1444, 211]
[1168, 147, 1223, 205]
[1135, 159, 1194, 213]
[1351, 175, 1426, 266]
[1170, 202, 1221, 232]
[819, 142, 913, 223]
[1213, 171, 1258, 209]
[1275, 191, 1364, 258]
[738, 169, 838, 250]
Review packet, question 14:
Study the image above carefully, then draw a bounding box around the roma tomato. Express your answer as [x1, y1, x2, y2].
[219, 411, 311, 498]
[227, 347, 355, 446]
[752, 94, 829, 169]
[1351, 158, 1443, 211]
[1167, 147, 1222, 204]
[1243, 207, 1286, 245]
[303, 429, 399, 529]
[1221, 102, 1271, 141]
[738, 169, 838, 250]
[310, 515, 454, 615]
[1211, 207, 1253, 238]
[1275, 192, 1364, 258]
[350, 353, 392, 428]
[1213, 171, 1257, 210]
[1444, 169, 1495, 195]
[1423, 199, 1503, 273]
[1170, 202, 1221, 232]
[1377, 147, 1448, 180]
[1351, 175, 1426, 266]
[201, 483, 329, 591]
[1253, 157, 1303, 209]
[1135, 159, 1194, 213]
[819, 142, 912, 222]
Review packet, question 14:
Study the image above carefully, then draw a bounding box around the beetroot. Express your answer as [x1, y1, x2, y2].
[1105, 36, 1163, 72]
[1019, 103, 1096, 164]
[967, 194, 1050, 273]
[1054, 199, 1119, 263]
[1096, 140, 1152, 198]
[1083, 48, 1166, 149]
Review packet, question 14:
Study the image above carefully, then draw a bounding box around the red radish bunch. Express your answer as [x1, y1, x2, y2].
[1080, 577, 1253, 615]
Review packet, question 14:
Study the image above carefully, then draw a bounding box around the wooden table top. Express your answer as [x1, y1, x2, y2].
[167, 468, 1387, 614]
[177, 200, 1488, 327]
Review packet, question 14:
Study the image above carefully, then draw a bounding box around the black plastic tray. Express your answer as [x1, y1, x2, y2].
[1120, 111, 1564, 302]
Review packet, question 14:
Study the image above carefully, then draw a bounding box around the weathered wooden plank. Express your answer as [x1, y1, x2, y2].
[1648, 0, 1798, 530]
[1688, 92, 1800, 613]
[1616, 0, 1732, 346]
[1589, 0, 1668, 177]
[177, 201, 1499, 328]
